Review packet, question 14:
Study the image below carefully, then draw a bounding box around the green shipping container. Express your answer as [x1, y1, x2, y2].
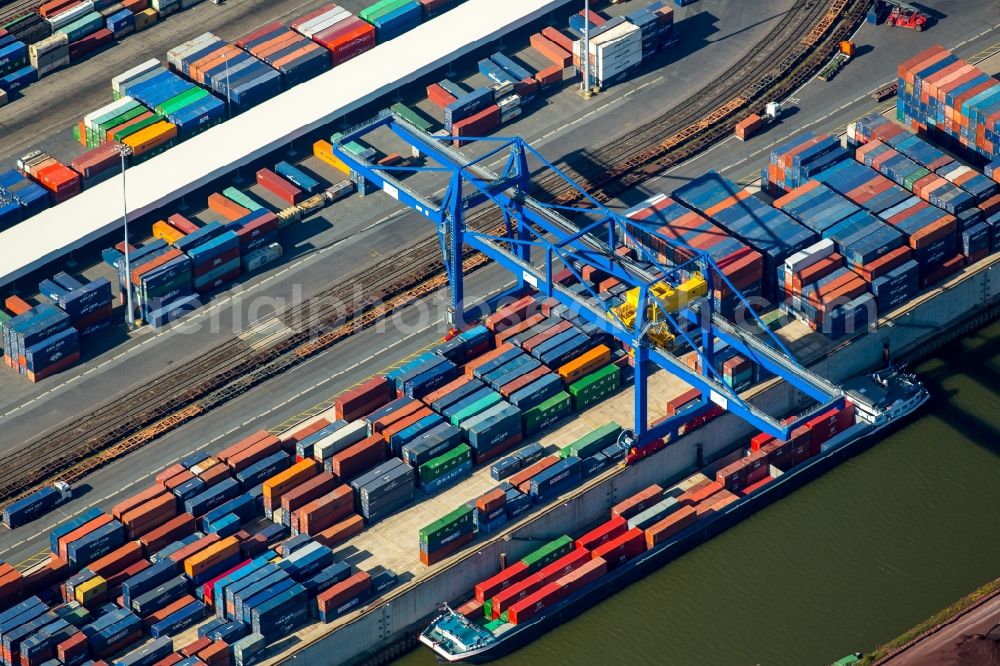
[113, 114, 164, 142]
[560, 422, 622, 460]
[904, 167, 930, 190]
[484, 618, 506, 632]
[155, 87, 208, 117]
[419, 504, 474, 545]
[520, 535, 572, 571]
[140, 272, 191, 301]
[419, 443, 471, 485]
[330, 132, 368, 157]
[224, 187, 264, 212]
[569, 364, 620, 411]
[450, 392, 501, 427]
[482, 600, 492, 620]
[97, 103, 144, 134]
[359, 0, 411, 23]
[390, 102, 433, 133]
[522, 391, 571, 436]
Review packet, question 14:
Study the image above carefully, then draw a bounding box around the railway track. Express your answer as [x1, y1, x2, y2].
[0, 0, 867, 505]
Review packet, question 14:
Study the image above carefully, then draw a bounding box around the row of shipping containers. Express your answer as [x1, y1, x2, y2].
[453, 398, 857, 631]
[896, 45, 1000, 163]
[0, 0, 468, 230]
[1, 0, 204, 104]
[0, 271, 113, 382]
[760, 114, 1000, 335]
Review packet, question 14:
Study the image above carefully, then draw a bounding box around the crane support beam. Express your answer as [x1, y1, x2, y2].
[333, 113, 844, 443]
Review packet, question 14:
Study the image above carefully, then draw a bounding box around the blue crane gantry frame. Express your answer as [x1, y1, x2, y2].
[333, 112, 843, 446]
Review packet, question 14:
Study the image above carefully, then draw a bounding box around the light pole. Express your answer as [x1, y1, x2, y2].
[580, 0, 592, 98]
[118, 143, 135, 330]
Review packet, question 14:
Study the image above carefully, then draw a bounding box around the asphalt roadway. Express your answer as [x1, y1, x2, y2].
[1, 1, 999, 567]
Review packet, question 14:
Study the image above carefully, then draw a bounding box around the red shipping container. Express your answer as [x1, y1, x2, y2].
[676, 479, 723, 507]
[39, 0, 79, 18]
[226, 436, 282, 472]
[294, 485, 354, 535]
[122, 0, 148, 11]
[281, 472, 337, 515]
[495, 313, 546, 346]
[336, 376, 392, 421]
[530, 33, 571, 68]
[666, 388, 700, 416]
[315, 571, 371, 614]
[170, 534, 222, 565]
[611, 485, 664, 519]
[422, 375, 472, 407]
[313, 17, 376, 66]
[420, 530, 475, 566]
[370, 400, 423, 435]
[522, 321, 572, 353]
[575, 516, 626, 551]
[162, 470, 195, 492]
[153, 655, 183, 666]
[750, 432, 775, 452]
[489, 573, 544, 618]
[71, 143, 121, 180]
[534, 64, 562, 87]
[56, 633, 87, 666]
[499, 365, 550, 398]
[452, 105, 501, 147]
[312, 513, 364, 547]
[331, 436, 386, 480]
[379, 407, 433, 443]
[235, 212, 278, 246]
[197, 462, 231, 488]
[740, 475, 774, 496]
[553, 556, 606, 596]
[485, 295, 536, 332]
[181, 638, 211, 658]
[475, 561, 529, 602]
[121, 493, 178, 538]
[280, 417, 330, 447]
[507, 582, 565, 625]
[256, 168, 305, 205]
[590, 528, 644, 569]
[112, 484, 167, 520]
[69, 28, 113, 61]
[168, 214, 199, 234]
[139, 513, 196, 553]
[426, 83, 456, 109]
[476, 488, 506, 514]
[196, 641, 229, 666]
[509, 456, 559, 494]
[218, 431, 274, 464]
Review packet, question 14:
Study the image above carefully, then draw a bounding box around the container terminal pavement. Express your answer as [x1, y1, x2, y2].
[0, 0, 568, 289]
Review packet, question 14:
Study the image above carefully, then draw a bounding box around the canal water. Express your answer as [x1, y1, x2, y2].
[396, 321, 1000, 666]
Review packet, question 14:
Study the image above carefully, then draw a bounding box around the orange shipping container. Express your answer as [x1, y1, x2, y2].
[139, 513, 197, 553]
[294, 485, 354, 535]
[152, 220, 184, 244]
[217, 430, 272, 462]
[120, 493, 178, 537]
[207, 193, 250, 221]
[132, 248, 182, 285]
[262, 459, 319, 507]
[112, 484, 167, 520]
[184, 536, 240, 579]
[557, 344, 611, 384]
[529, 33, 571, 68]
[644, 505, 697, 548]
[123, 121, 177, 157]
[226, 436, 281, 472]
[87, 541, 144, 579]
[173, 534, 222, 566]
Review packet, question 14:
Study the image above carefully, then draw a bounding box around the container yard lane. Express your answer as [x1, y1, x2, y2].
[0, 1, 799, 446]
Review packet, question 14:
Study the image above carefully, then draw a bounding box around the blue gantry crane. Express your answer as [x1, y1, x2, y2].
[333, 112, 843, 447]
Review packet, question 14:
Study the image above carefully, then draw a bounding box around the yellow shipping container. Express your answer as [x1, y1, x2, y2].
[123, 121, 177, 156]
[183, 535, 240, 579]
[135, 8, 158, 31]
[263, 459, 318, 506]
[313, 139, 350, 175]
[75, 576, 107, 605]
[152, 220, 183, 244]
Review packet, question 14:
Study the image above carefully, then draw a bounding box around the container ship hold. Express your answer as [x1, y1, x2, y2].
[420, 368, 928, 662]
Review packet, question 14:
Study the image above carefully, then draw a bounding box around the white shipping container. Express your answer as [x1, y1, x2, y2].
[36, 55, 71, 78]
[314, 421, 367, 460]
[85, 96, 136, 129]
[167, 32, 219, 71]
[298, 9, 351, 38]
[30, 45, 70, 71]
[497, 94, 520, 112]
[944, 165, 971, 182]
[29, 33, 69, 60]
[152, 0, 180, 16]
[500, 107, 522, 124]
[47, 1, 95, 31]
[0, 89, 7, 108]
[242, 243, 283, 272]
[112, 58, 163, 95]
[784, 238, 835, 275]
[491, 81, 514, 100]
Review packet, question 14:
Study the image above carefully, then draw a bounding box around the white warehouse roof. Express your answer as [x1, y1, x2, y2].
[0, 0, 568, 288]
